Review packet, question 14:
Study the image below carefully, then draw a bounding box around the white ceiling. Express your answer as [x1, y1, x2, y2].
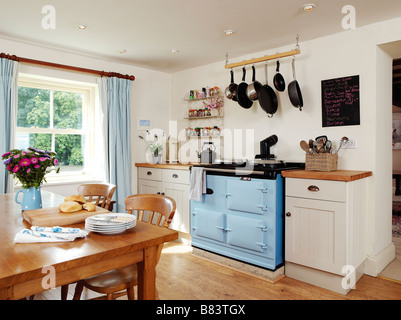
[1, 0, 401, 73]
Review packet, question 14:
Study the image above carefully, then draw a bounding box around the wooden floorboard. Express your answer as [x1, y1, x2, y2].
[34, 241, 401, 300]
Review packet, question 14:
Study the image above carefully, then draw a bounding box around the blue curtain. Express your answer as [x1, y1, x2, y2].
[0, 57, 19, 193]
[104, 77, 133, 212]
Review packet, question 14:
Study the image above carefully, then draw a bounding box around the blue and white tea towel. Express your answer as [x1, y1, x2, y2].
[14, 226, 89, 243]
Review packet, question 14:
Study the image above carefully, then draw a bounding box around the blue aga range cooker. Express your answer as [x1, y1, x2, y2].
[190, 160, 304, 271]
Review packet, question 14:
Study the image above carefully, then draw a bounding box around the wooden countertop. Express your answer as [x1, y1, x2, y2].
[281, 169, 372, 182]
[135, 162, 194, 170]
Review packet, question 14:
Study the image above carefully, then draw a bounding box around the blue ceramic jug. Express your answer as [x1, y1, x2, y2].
[15, 187, 42, 211]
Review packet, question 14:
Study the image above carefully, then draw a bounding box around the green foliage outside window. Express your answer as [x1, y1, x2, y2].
[17, 87, 84, 168]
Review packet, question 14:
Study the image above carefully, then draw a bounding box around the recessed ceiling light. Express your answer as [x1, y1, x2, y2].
[302, 4, 315, 12]
[224, 30, 234, 36]
[170, 49, 179, 54]
[76, 23, 87, 30]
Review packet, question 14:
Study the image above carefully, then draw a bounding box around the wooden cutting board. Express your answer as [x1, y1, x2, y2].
[22, 206, 110, 227]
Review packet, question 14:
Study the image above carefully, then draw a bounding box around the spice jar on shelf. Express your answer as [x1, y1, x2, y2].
[212, 126, 220, 136]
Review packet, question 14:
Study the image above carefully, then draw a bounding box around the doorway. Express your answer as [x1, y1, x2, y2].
[379, 55, 401, 282]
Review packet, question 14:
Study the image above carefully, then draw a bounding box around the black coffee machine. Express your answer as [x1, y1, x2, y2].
[255, 135, 278, 160]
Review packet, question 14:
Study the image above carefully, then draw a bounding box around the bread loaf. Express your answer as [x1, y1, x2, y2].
[64, 195, 86, 204]
[59, 201, 82, 213]
[82, 203, 96, 212]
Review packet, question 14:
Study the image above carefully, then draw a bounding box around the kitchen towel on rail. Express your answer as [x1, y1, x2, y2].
[190, 167, 207, 202]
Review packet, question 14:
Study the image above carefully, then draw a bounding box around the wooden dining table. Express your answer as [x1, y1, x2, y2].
[0, 191, 178, 300]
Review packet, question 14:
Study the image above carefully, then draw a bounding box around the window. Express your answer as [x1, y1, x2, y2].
[16, 75, 98, 180]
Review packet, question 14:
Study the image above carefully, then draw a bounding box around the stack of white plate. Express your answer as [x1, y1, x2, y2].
[85, 213, 137, 234]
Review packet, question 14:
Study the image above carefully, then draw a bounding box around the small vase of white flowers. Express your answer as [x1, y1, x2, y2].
[138, 134, 163, 164]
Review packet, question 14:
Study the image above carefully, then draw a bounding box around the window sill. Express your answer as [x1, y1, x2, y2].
[14, 174, 102, 188]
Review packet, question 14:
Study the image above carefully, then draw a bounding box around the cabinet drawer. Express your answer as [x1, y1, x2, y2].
[162, 169, 189, 184]
[138, 167, 162, 181]
[286, 178, 346, 202]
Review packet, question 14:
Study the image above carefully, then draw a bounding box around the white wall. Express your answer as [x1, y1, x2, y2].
[0, 36, 172, 196]
[171, 17, 401, 274]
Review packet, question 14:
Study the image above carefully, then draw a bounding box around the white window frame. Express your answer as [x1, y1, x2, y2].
[16, 74, 99, 184]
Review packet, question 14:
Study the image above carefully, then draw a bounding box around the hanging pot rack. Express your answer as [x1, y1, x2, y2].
[225, 49, 300, 69]
[224, 35, 301, 69]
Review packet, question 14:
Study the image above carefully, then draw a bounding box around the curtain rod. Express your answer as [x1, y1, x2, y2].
[0, 53, 135, 81]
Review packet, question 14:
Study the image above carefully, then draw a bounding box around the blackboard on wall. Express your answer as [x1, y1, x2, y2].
[321, 75, 360, 127]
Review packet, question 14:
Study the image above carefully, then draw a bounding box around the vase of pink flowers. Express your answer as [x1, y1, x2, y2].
[2, 147, 59, 211]
[203, 97, 223, 116]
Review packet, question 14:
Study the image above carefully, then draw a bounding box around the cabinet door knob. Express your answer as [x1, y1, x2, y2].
[286, 212, 291, 217]
[172, 174, 178, 178]
[147, 171, 152, 176]
[307, 185, 320, 192]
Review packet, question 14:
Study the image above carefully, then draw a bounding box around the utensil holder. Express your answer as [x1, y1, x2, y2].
[305, 153, 338, 171]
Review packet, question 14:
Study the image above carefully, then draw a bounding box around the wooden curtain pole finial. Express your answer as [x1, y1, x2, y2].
[0, 53, 20, 62]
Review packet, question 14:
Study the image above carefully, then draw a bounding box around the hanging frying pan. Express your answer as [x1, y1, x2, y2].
[288, 57, 303, 111]
[273, 60, 285, 92]
[258, 62, 278, 117]
[246, 65, 262, 101]
[225, 69, 238, 101]
[236, 67, 253, 109]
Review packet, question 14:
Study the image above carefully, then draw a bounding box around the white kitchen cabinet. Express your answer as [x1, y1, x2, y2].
[162, 182, 190, 234]
[285, 196, 346, 275]
[281, 170, 372, 294]
[138, 179, 162, 194]
[137, 166, 190, 234]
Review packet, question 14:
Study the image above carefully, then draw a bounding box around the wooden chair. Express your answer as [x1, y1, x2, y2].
[60, 182, 116, 300]
[71, 194, 176, 300]
[77, 183, 116, 211]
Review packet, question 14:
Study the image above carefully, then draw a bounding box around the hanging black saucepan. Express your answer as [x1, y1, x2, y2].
[273, 60, 285, 92]
[246, 65, 262, 101]
[236, 67, 253, 109]
[258, 62, 278, 117]
[224, 69, 238, 101]
[288, 57, 303, 111]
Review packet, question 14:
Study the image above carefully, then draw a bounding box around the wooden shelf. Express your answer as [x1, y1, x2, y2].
[184, 95, 223, 101]
[281, 169, 372, 182]
[185, 115, 223, 120]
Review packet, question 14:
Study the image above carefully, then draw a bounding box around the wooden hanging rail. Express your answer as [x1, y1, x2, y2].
[0, 53, 135, 81]
[224, 49, 300, 69]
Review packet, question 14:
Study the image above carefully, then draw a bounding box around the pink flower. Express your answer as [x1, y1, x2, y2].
[22, 151, 27, 155]
[7, 164, 12, 171]
[39, 157, 47, 162]
[30, 157, 38, 164]
[27, 168, 31, 173]
[19, 158, 31, 167]
[13, 154, 20, 159]
[54, 158, 58, 166]
[34, 164, 40, 169]
[12, 165, 20, 173]
[1, 152, 10, 157]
